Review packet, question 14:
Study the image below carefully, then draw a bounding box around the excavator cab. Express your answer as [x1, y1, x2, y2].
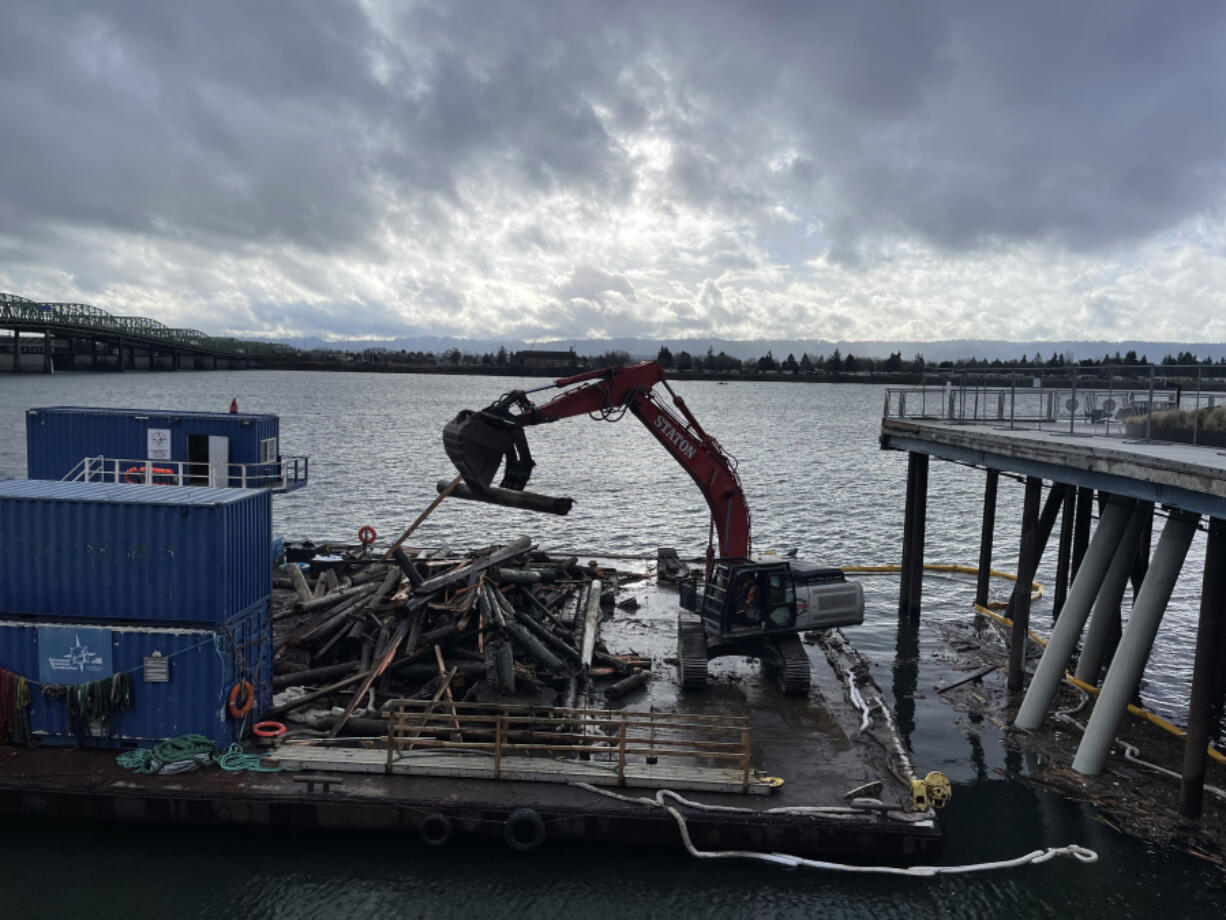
[677, 560, 863, 696]
[697, 562, 798, 636]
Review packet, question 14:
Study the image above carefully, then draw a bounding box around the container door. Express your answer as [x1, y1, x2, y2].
[208, 436, 229, 487]
[187, 434, 209, 485]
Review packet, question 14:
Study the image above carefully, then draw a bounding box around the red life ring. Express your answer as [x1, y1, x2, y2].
[252, 720, 287, 739]
[227, 680, 255, 719]
[124, 465, 176, 485]
[358, 525, 377, 545]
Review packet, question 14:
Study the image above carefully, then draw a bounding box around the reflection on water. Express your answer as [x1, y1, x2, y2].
[1, 370, 1222, 918]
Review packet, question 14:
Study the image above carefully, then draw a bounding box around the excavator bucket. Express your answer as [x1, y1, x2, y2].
[441, 409, 574, 515]
[442, 409, 522, 494]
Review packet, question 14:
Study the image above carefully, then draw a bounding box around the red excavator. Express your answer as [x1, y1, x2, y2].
[440, 360, 864, 695]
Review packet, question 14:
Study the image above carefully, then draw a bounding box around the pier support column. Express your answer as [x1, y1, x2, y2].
[12, 329, 19, 372]
[1053, 487, 1076, 619]
[1075, 502, 1151, 685]
[1074, 509, 1200, 775]
[1014, 497, 1136, 729]
[975, 469, 998, 609]
[898, 452, 929, 622]
[43, 329, 52, 373]
[1180, 517, 1226, 818]
[1129, 506, 1153, 601]
[1008, 477, 1043, 692]
[1071, 487, 1093, 580]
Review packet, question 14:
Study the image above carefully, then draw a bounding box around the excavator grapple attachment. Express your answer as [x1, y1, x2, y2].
[441, 408, 574, 515]
[443, 409, 521, 494]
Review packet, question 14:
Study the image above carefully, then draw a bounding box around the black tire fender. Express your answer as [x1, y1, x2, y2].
[503, 807, 546, 852]
[419, 812, 453, 847]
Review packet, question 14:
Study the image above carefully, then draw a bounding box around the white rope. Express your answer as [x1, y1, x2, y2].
[843, 671, 872, 735]
[571, 783, 1097, 875]
[1055, 690, 1226, 802]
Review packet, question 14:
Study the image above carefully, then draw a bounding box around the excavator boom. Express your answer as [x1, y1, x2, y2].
[440, 361, 751, 556]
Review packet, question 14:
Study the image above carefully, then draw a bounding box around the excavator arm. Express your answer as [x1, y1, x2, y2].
[441, 361, 751, 558]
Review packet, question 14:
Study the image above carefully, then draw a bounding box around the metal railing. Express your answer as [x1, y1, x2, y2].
[64, 454, 309, 491]
[385, 699, 753, 789]
[883, 364, 1226, 446]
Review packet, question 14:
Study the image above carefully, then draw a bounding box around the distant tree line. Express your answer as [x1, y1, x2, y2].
[283, 343, 1226, 374]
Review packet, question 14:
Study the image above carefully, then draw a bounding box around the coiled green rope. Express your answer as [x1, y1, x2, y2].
[116, 736, 287, 774]
[115, 734, 217, 775]
[216, 742, 285, 772]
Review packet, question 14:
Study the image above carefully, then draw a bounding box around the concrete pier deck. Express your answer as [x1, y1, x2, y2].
[880, 415, 1226, 517]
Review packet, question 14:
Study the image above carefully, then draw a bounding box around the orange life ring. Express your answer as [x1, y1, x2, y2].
[358, 525, 377, 545]
[227, 680, 255, 719]
[252, 720, 287, 739]
[124, 465, 176, 485]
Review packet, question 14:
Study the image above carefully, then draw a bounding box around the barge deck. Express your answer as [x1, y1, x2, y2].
[0, 566, 939, 861]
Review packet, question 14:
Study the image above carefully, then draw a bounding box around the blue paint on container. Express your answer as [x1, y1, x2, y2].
[25, 406, 282, 487]
[0, 599, 271, 748]
[0, 479, 271, 623]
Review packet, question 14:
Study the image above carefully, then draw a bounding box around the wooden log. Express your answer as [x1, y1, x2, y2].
[579, 578, 602, 668]
[490, 567, 542, 585]
[437, 480, 574, 516]
[327, 615, 415, 738]
[415, 536, 534, 594]
[522, 587, 577, 636]
[604, 670, 648, 700]
[934, 665, 997, 694]
[272, 660, 361, 690]
[480, 582, 507, 628]
[384, 474, 463, 560]
[510, 603, 582, 662]
[282, 584, 378, 650]
[388, 662, 485, 683]
[297, 583, 377, 615]
[503, 620, 570, 676]
[393, 546, 425, 588]
[287, 562, 313, 603]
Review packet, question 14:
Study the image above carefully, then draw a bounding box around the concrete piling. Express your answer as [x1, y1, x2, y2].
[1073, 509, 1201, 776]
[1014, 496, 1136, 730]
[1074, 502, 1151, 685]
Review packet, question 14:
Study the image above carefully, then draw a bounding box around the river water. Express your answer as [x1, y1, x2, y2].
[0, 370, 1222, 918]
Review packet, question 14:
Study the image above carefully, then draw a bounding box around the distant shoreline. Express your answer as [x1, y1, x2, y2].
[261, 359, 923, 385]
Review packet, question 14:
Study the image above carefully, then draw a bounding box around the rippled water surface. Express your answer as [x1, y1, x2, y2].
[1, 370, 1222, 918]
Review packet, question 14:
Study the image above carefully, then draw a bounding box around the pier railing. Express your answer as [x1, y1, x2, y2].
[883, 364, 1226, 445]
[65, 454, 309, 492]
[384, 699, 753, 789]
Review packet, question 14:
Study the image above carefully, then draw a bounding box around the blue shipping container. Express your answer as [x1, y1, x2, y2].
[0, 599, 272, 749]
[0, 479, 271, 624]
[26, 406, 281, 486]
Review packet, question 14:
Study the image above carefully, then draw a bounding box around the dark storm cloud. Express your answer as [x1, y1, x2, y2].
[2, 1, 1225, 339]
[6, 0, 1224, 254]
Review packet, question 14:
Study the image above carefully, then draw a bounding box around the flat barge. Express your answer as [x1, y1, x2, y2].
[0, 552, 939, 861]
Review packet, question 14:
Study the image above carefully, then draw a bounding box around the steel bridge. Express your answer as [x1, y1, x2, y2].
[0, 292, 292, 372]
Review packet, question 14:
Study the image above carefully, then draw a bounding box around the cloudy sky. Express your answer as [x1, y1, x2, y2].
[2, 1, 1225, 345]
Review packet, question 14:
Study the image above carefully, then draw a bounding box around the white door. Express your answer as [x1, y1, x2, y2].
[208, 436, 229, 487]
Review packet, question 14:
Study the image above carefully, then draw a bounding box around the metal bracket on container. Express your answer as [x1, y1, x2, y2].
[143, 652, 170, 683]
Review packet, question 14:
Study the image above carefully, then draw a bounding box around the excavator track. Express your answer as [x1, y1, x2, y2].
[677, 621, 709, 691]
[772, 633, 811, 697]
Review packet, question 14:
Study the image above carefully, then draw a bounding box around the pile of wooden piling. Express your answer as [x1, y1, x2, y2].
[269, 537, 651, 737]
